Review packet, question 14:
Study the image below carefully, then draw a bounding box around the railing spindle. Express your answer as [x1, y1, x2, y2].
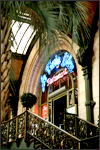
[75, 116, 78, 137]
[16, 117, 18, 140]
[6, 121, 9, 144]
[24, 111, 27, 142]
[78, 141, 81, 149]
[24, 110, 30, 147]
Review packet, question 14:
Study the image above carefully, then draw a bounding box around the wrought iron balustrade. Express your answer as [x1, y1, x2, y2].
[80, 135, 99, 149]
[1, 110, 99, 149]
[27, 111, 80, 149]
[65, 113, 76, 135]
[1, 112, 25, 144]
[1, 122, 8, 144]
[66, 113, 99, 139]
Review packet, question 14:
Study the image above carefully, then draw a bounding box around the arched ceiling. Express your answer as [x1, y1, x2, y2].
[10, 1, 98, 56]
[9, 1, 99, 98]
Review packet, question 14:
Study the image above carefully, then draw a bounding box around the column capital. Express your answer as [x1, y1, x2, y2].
[82, 66, 92, 76]
[76, 47, 92, 67]
[85, 100, 96, 107]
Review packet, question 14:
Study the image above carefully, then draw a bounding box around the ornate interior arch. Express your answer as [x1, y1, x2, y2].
[18, 38, 79, 115]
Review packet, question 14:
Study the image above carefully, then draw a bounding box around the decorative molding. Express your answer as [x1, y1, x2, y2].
[76, 47, 93, 67]
[85, 100, 96, 107]
[82, 66, 92, 77]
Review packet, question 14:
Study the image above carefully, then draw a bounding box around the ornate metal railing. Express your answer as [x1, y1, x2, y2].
[27, 111, 80, 149]
[1, 110, 99, 149]
[66, 113, 99, 139]
[1, 122, 8, 144]
[80, 135, 99, 149]
[1, 112, 25, 144]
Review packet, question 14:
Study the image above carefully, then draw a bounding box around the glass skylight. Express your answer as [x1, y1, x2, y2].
[10, 20, 36, 54]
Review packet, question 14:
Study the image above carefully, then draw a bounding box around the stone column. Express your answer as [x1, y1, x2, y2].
[76, 47, 95, 123]
[82, 66, 95, 123]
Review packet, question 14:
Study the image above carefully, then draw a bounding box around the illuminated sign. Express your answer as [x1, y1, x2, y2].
[47, 68, 68, 86]
[61, 52, 74, 73]
[41, 52, 75, 92]
[41, 104, 47, 119]
[45, 55, 61, 75]
[41, 74, 47, 92]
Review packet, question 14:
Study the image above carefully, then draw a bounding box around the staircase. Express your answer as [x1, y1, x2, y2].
[1, 110, 99, 149]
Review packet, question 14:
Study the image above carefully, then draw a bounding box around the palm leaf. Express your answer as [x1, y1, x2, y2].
[1, 1, 92, 55]
[1, 1, 94, 120]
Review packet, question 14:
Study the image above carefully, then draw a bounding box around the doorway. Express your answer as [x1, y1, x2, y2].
[53, 95, 66, 127]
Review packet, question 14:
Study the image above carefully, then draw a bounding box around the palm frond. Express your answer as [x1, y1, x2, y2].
[1, 1, 95, 121]
[1, 1, 92, 55]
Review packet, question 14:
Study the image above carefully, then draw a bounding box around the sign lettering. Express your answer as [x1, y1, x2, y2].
[41, 52, 75, 92]
[47, 68, 68, 86]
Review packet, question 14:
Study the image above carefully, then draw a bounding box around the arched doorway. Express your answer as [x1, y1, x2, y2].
[40, 50, 78, 129]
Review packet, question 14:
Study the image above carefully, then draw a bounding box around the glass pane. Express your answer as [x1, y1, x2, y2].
[41, 87, 48, 104]
[69, 91, 73, 106]
[11, 20, 35, 54]
[49, 102, 52, 123]
[41, 104, 47, 120]
[69, 75, 72, 89]
[72, 71, 77, 88]
[75, 88, 78, 104]
[61, 74, 68, 87]
[53, 79, 59, 91]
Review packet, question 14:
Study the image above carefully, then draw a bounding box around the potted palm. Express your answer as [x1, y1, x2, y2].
[21, 93, 37, 111]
